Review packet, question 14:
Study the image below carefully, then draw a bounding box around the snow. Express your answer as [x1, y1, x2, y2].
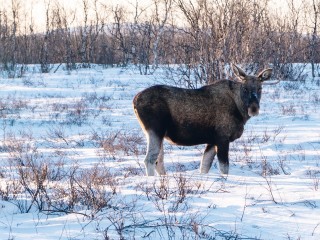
[0, 64, 319, 239]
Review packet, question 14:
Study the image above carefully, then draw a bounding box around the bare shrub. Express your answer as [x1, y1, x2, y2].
[270, 87, 282, 101]
[65, 99, 90, 126]
[310, 92, 320, 105]
[272, 125, 285, 142]
[44, 125, 70, 148]
[122, 165, 144, 177]
[276, 155, 291, 175]
[68, 163, 118, 213]
[92, 130, 145, 160]
[232, 130, 258, 168]
[280, 103, 297, 116]
[0, 179, 23, 202]
[133, 175, 244, 239]
[307, 169, 320, 191]
[5, 132, 50, 212]
[231, 125, 286, 175]
[3, 132, 72, 213]
[137, 173, 212, 213]
[262, 174, 279, 204]
[276, 63, 308, 82]
[50, 102, 69, 113]
[82, 91, 111, 107]
[260, 154, 280, 177]
[0, 94, 29, 118]
[102, 197, 143, 240]
[283, 81, 302, 91]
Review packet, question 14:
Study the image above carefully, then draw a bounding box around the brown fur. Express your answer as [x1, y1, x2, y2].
[133, 65, 273, 175]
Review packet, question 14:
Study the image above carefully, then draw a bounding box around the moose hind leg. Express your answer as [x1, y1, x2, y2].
[155, 143, 166, 175]
[200, 144, 217, 173]
[217, 142, 230, 175]
[144, 131, 163, 176]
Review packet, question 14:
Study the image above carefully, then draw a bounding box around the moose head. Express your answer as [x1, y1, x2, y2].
[232, 64, 273, 117]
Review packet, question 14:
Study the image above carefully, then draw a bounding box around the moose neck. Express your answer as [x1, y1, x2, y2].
[233, 83, 251, 123]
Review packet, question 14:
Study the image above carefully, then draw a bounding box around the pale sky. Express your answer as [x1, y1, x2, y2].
[0, 0, 312, 33]
[0, 0, 156, 32]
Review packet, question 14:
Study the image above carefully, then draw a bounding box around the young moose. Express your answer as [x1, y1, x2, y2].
[133, 64, 273, 176]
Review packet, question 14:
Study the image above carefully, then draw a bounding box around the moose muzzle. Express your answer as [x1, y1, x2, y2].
[248, 93, 260, 117]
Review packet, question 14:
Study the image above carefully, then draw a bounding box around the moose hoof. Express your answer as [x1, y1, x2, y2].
[155, 167, 166, 175]
[219, 163, 229, 175]
[145, 163, 156, 176]
[155, 162, 166, 175]
[200, 166, 210, 174]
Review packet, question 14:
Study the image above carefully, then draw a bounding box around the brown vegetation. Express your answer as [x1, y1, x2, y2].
[0, 0, 319, 81]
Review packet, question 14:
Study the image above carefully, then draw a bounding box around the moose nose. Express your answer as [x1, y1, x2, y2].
[247, 91, 259, 116]
[248, 103, 260, 116]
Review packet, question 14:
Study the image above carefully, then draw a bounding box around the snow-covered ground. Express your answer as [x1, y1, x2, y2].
[0, 65, 319, 240]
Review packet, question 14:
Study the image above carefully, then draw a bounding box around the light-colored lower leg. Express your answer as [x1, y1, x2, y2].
[155, 144, 166, 175]
[200, 145, 216, 174]
[144, 131, 162, 176]
[217, 142, 230, 175]
[219, 162, 229, 175]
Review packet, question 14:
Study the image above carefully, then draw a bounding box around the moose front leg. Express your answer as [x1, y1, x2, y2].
[200, 144, 217, 173]
[217, 141, 230, 175]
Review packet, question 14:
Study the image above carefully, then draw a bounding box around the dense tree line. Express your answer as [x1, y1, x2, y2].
[0, 0, 319, 83]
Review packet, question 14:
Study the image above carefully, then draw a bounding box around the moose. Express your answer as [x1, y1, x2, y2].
[133, 64, 274, 176]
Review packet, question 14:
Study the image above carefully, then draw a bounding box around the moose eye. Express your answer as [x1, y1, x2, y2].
[243, 88, 248, 93]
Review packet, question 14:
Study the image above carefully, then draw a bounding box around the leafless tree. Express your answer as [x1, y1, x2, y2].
[79, 0, 90, 68]
[0, 0, 318, 78]
[88, 0, 106, 65]
[309, 0, 320, 77]
[39, 0, 52, 73]
[109, 5, 130, 66]
[2, 0, 22, 77]
[59, 5, 77, 70]
[151, 0, 172, 70]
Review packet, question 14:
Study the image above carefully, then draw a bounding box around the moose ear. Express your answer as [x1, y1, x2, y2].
[231, 63, 247, 82]
[258, 68, 273, 82]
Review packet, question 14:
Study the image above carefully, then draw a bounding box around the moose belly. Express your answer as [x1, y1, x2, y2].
[164, 124, 218, 146]
[164, 122, 244, 146]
